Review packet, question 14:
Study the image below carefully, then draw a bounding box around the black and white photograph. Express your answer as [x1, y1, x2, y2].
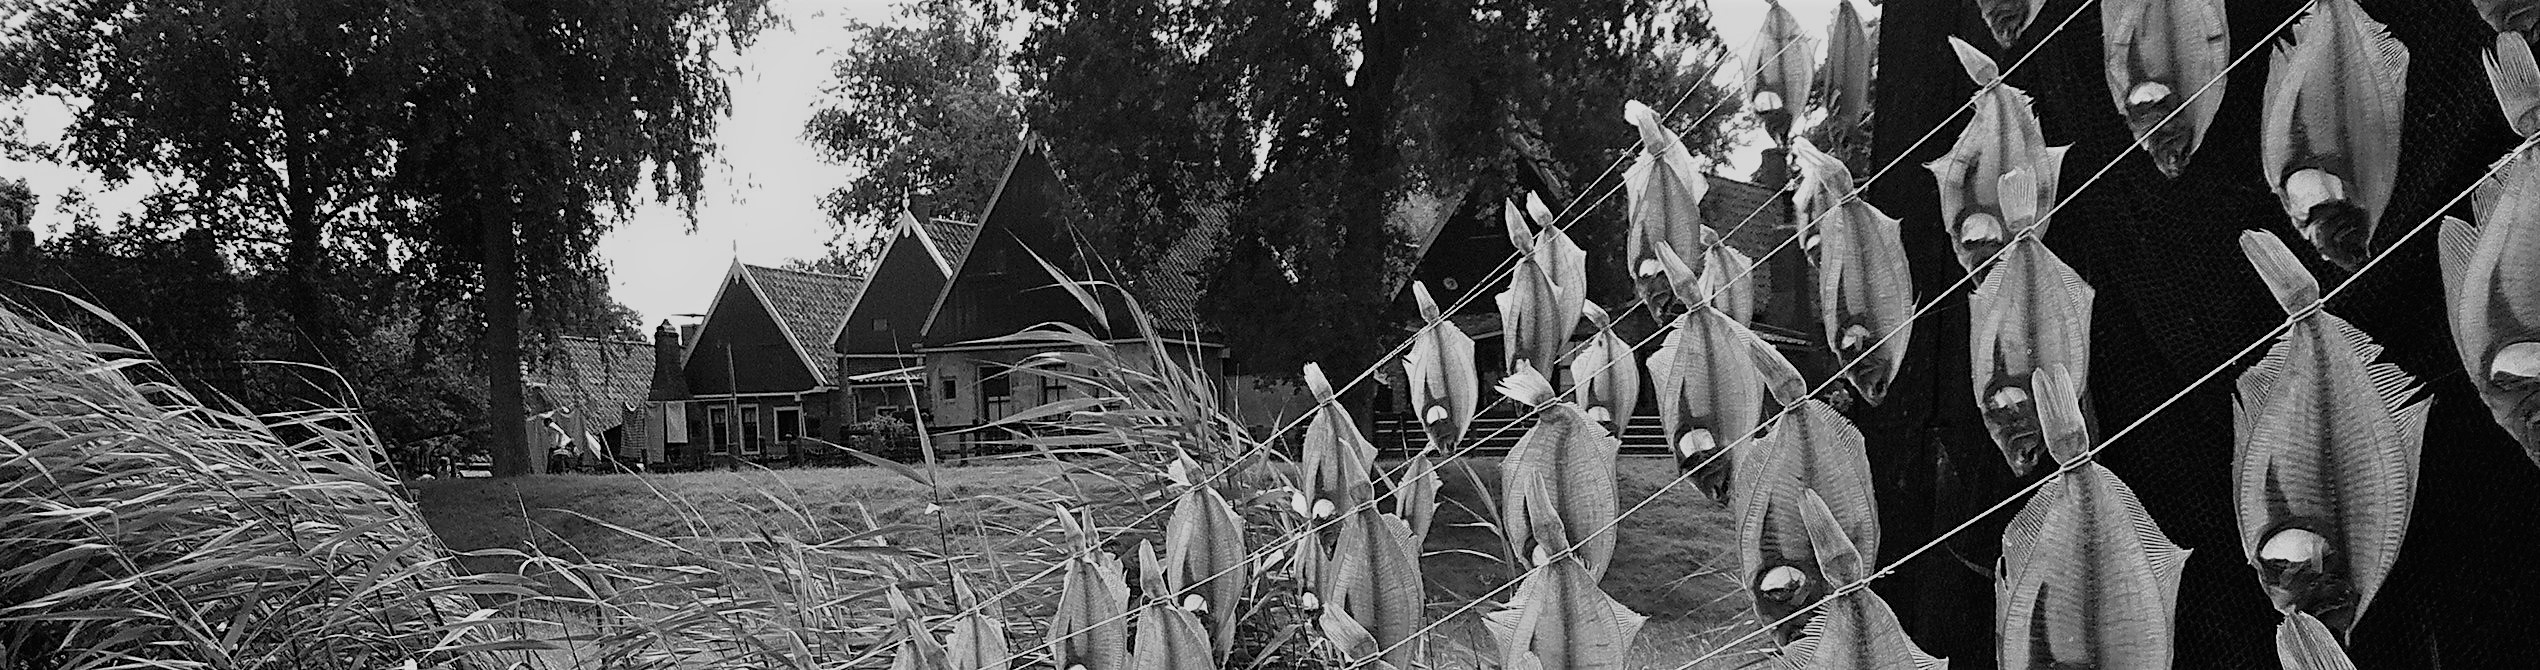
[4, 0, 2538, 667]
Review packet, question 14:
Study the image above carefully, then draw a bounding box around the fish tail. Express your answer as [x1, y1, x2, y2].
[2490, 32, 2540, 138]
[1949, 36, 2002, 86]
[2239, 230, 2323, 315]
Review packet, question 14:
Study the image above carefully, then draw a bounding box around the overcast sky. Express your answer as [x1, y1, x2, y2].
[3, 0, 1872, 327]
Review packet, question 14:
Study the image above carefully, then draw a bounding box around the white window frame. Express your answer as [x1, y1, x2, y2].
[705, 404, 731, 455]
[775, 405, 803, 444]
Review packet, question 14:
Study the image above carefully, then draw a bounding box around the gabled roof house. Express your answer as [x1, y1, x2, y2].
[912, 139, 1236, 441]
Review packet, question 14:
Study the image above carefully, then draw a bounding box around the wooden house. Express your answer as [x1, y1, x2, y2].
[914, 140, 1238, 448]
[654, 261, 865, 466]
[835, 211, 981, 427]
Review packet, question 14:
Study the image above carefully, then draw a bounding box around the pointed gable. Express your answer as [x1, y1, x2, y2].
[920, 140, 1228, 346]
[684, 262, 864, 393]
[839, 212, 979, 360]
[921, 142, 1097, 345]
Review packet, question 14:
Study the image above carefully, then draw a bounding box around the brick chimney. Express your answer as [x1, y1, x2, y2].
[648, 320, 690, 401]
[1, 179, 34, 257]
[1753, 147, 1793, 191]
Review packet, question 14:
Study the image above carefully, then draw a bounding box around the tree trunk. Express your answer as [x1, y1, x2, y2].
[486, 202, 533, 478]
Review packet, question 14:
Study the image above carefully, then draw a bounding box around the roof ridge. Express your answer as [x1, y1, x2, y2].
[744, 263, 864, 281]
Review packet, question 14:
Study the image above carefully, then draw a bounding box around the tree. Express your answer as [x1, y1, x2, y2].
[805, 0, 1023, 242]
[391, 0, 768, 477]
[1013, 0, 1740, 383]
[1, 0, 433, 371]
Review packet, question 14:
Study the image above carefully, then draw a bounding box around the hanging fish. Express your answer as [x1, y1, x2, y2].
[2442, 44, 2540, 467]
[2488, 33, 2540, 137]
[1622, 99, 1716, 317]
[1394, 455, 1443, 545]
[1974, 0, 2047, 48]
[2232, 231, 2427, 642]
[1497, 366, 1624, 580]
[2259, 0, 2408, 271]
[1569, 303, 1642, 433]
[1649, 245, 1796, 502]
[1775, 489, 1950, 670]
[1163, 458, 1248, 660]
[1706, 242, 1760, 328]
[1052, 509, 1133, 670]
[1322, 508, 1425, 670]
[1970, 169, 2096, 476]
[1132, 542, 1216, 670]
[1927, 37, 2069, 275]
[1733, 398, 1879, 646]
[1299, 363, 1375, 519]
[1817, 0, 1877, 137]
[1484, 486, 1646, 670]
[2102, 0, 2229, 177]
[1498, 196, 1589, 381]
[2476, 0, 2540, 35]
[1404, 282, 1479, 454]
[1795, 138, 1915, 406]
[1750, 1, 1818, 146]
[1996, 366, 2189, 670]
[945, 573, 1014, 670]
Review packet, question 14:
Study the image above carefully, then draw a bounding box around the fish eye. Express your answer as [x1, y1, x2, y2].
[1988, 385, 2032, 411]
[2127, 81, 2175, 107]
[2283, 168, 2348, 213]
[1675, 429, 1719, 460]
[1752, 90, 1785, 113]
[1422, 404, 1451, 425]
[2490, 342, 2540, 391]
[1840, 324, 1874, 353]
[1757, 566, 1810, 601]
[1960, 212, 2007, 244]
[2258, 527, 2330, 577]
[1637, 258, 1665, 278]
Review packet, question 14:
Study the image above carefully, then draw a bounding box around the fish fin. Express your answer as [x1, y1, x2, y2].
[1797, 488, 1869, 584]
[1504, 198, 1534, 252]
[2234, 334, 2294, 420]
[1496, 366, 1559, 408]
[1656, 244, 1705, 309]
[2437, 216, 2479, 304]
[2048, 247, 2095, 320]
[1624, 99, 1674, 153]
[1741, 321, 1811, 406]
[1413, 281, 1443, 322]
[2239, 230, 2322, 315]
[1949, 36, 2001, 86]
[2480, 146, 2540, 229]
[1779, 616, 1830, 667]
[2276, 612, 2362, 670]
[1526, 192, 1556, 229]
[1305, 363, 1337, 403]
[2259, 39, 2302, 200]
[2101, 467, 2191, 611]
[2355, 2, 2412, 108]
[2000, 168, 2041, 237]
[2489, 33, 2540, 138]
[2032, 364, 2091, 465]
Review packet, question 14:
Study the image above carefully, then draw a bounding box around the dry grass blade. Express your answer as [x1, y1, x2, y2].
[1, 297, 519, 669]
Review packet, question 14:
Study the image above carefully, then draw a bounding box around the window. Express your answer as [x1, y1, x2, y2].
[775, 406, 802, 443]
[873, 318, 890, 332]
[739, 404, 763, 455]
[1042, 373, 1067, 402]
[982, 367, 1014, 421]
[706, 405, 731, 455]
[940, 375, 958, 401]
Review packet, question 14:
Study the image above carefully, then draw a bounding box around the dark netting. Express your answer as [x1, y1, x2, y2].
[1861, 0, 2540, 668]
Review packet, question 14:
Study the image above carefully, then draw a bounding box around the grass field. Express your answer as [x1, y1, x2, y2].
[416, 457, 1763, 668]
